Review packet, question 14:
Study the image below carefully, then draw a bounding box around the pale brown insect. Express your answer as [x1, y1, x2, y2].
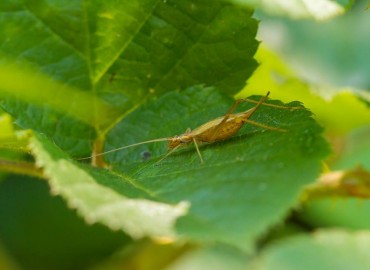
[80, 92, 300, 164]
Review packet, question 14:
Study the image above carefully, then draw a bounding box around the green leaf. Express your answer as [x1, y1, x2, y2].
[0, 175, 130, 270]
[30, 86, 328, 251]
[165, 246, 248, 270]
[103, 86, 329, 251]
[250, 230, 370, 270]
[333, 125, 370, 171]
[0, 62, 119, 155]
[299, 198, 370, 230]
[297, 127, 370, 228]
[0, 113, 35, 180]
[0, 63, 117, 127]
[238, 46, 370, 134]
[0, 114, 14, 140]
[0, 242, 19, 270]
[30, 133, 189, 239]
[0, 1, 258, 155]
[91, 244, 248, 270]
[230, 0, 353, 20]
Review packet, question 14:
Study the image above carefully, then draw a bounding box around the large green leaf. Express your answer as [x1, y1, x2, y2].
[0, 1, 258, 155]
[30, 133, 189, 239]
[250, 230, 370, 270]
[30, 86, 329, 251]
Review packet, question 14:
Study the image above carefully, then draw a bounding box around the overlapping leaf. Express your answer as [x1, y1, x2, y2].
[165, 246, 248, 270]
[230, 0, 353, 20]
[238, 46, 370, 134]
[250, 230, 370, 270]
[30, 87, 329, 251]
[30, 132, 189, 239]
[0, 1, 258, 155]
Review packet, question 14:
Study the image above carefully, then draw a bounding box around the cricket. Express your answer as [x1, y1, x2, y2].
[80, 92, 300, 164]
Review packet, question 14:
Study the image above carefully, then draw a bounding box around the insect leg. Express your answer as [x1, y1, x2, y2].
[242, 98, 302, 110]
[192, 138, 204, 164]
[216, 94, 260, 127]
[243, 119, 287, 132]
[156, 144, 182, 164]
[205, 99, 254, 141]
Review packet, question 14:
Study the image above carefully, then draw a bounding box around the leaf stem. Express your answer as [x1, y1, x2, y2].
[0, 159, 45, 179]
[92, 135, 106, 167]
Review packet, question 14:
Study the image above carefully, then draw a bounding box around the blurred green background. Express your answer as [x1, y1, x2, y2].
[1, 0, 370, 269]
[257, 0, 370, 90]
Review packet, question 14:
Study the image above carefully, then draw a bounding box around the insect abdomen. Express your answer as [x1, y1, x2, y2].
[197, 121, 243, 143]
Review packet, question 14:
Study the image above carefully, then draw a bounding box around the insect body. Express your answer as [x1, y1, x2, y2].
[80, 92, 298, 164]
[164, 91, 287, 163]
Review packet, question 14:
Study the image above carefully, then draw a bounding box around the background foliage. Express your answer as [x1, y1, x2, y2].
[1, 0, 369, 269]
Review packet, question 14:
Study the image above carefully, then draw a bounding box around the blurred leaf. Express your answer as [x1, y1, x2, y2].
[90, 241, 191, 270]
[0, 1, 258, 156]
[30, 133, 190, 239]
[299, 198, 370, 230]
[0, 62, 118, 127]
[303, 166, 370, 200]
[260, 222, 307, 244]
[229, 0, 353, 20]
[30, 86, 328, 251]
[238, 45, 370, 134]
[90, 243, 247, 270]
[302, 125, 370, 200]
[0, 242, 20, 270]
[250, 230, 370, 270]
[298, 125, 370, 229]
[257, 1, 370, 89]
[0, 114, 14, 140]
[0, 159, 43, 180]
[165, 246, 248, 270]
[0, 113, 30, 153]
[0, 175, 130, 270]
[332, 125, 370, 170]
[0, 113, 34, 180]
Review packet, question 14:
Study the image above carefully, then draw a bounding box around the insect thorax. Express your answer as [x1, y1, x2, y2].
[168, 134, 192, 148]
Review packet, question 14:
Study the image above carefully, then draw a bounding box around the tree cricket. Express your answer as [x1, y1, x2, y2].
[80, 92, 300, 164]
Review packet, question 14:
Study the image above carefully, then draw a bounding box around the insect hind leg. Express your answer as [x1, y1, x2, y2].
[156, 144, 182, 164]
[242, 98, 302, 111]
[243, 119, 287, 132]
[208, 92, 271, 142]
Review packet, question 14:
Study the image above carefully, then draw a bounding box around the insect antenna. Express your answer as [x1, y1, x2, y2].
[77, 137, 170, 160]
